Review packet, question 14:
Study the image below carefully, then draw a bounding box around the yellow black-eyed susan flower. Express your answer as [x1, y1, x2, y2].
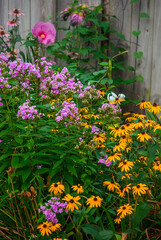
[121, 173, 132, 180]
[71, 184, 84, 194]
[118, 160, 134, 172]
[117, 204, 133, 218]
[133, 119, 144, 130]
[117, 188, 125, 198]
[103, 180, 120, 192]
[137, 131, 151, 142]
[37, 221, 53, 236]
[51, 223, 61, 232]
[132, 183, 148, 196]
[62, 194, 81, 211]
[49, 182, 65, 195]
[123, 184, 131, 193]
[107, 152, 122, 162]
[113, 142, 127, 152]
[86, 196, 103, 208]
[137, 100, 151, 109]
[114, 216, 122, 224]
[93, 133, 106, 143]
[148, 102, 161, 114]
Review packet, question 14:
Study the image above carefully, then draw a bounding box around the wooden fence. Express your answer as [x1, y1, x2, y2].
[0, 0, 160, 107]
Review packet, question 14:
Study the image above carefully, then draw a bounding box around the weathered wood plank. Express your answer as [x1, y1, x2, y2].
[0, 0, 9, 29]
[150, 0, 161, 105]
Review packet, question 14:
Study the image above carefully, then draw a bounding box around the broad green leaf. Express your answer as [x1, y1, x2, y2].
[64, 172, 73, 186]
[132, 30, 141, 37]
[140, 12, 150, 18]
[22, 168, 31, 182]
[99, 230, 113, 240]
[66, 165, 78, 177]
[101, 78, 113, 85]
[133, 51, 143, 59]
[14, 136, 23, 144]
[132, 202, 150, 227]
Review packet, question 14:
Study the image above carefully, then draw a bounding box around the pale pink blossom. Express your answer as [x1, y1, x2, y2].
[32, 22, 56, 45]
[70, 13, 83, 26]
[7, 19, 19, 26]
[9, 9, 24, 17]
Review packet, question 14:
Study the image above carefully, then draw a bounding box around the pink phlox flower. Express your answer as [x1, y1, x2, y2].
[32, 22, 56, 45]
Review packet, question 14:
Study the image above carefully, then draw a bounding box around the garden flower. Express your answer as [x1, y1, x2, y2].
[107, 92, 125, 104]
[86, 196, 103, 208]
[123, 184, 131, 193]
[121, 173, 132, 180]
[118, 160, 134, 172]
[117, 204, 133, 218]
[60, 7, 71, 20]
[70, 13, 83, 26]
[93, 133, 106, 143]
[132, 113, 146, 119]
[113, 142, 127, 152]
[32, 22, 56, 44]
[52, 238, 68, 240]
[117, 189, 125, 198]
[7, 18, 19, 26]
[50, 223, 61, 232]
[137, 99, 151, 109]
[49, 182, 65, 195]
[132, 183, 148, 196]
[137, 131, 151, 142]
[9, 8, 24, 17]
[114, 216, 122, 224]
[147, 102, 161, 114]
[107, 152, 122, 162]
[133, 119, 144, 129]
[71, 184, 84, 193]
[153, 161, 161, 171]
[62, 194, 81, 211]
[37, 221, 53, 236]
[103, 180, 120, 192]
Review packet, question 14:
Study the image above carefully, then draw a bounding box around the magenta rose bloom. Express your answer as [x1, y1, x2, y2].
[32, 22, 56, 45]
[70, 13, 83, 26]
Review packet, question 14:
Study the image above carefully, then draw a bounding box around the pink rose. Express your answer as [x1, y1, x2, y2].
[32, 22, 56, 45]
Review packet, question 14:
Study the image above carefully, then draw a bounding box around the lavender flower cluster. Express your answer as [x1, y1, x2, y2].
[55, 100, 79, 123]
[98, 153, 112, 167]
[39, 197, 68, 223]
[17, 100, 44, 120]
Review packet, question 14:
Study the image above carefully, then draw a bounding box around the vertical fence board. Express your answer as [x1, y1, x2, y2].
[0, 0, 9, 28]
[150, 0, 161, 104]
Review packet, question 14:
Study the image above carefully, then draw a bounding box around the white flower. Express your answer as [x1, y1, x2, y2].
[107, 92, 125, 102]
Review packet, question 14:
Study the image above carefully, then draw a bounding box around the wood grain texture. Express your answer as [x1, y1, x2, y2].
[0, 0, 9, 29]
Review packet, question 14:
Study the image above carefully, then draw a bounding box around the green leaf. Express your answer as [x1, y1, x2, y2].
[136, 75, 144, 82]
[133, 51, 143, 59]
[99, 62, 109, 66]
[132, 202, 150, 227]
[130, 0, 139, 3]
[124, 78, 136, 84]
[82, 224, 100, 239]
[66, 165, 78, 177]
[115, 234, 122, 240]
[11, 157, 19, 169]
[132, 30, 141, 37]
[99, 230, 113, 240]
[126, 65, 135, 71]
[64, 172, 73, 186]
[140, 12, 150, 18]
[24, 40, 36, 47]
[14, 136, 23, 144]
[101, 78, 113, 85]
[22, 168, 31, 182]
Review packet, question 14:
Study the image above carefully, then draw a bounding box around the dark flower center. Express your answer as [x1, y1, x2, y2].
[77, 184, 80, 188]
[94, 197, 98, 201]
[111, 153, 114, 156]
[54, 183, 58, 187]
[115, 127, 119, 130]
[0, 30, 5, 35]
[153, 103, 157, 107]
[14, 9, 19, 13]
[10, 19, 17, 24]
[138, 119, 142, 122]
[43, 224, 47, 228]
[141, 99, 145, 103]
[123, 207, 126, 210]
[116, 142, 119, 146]
[123, 162, 127, 165]
[111, 180, 114, 184]
[137, 184, 140, 188]
[121, 126, 125, 130]
[70, 199, 74, 203]
[141, 132, 145, 135]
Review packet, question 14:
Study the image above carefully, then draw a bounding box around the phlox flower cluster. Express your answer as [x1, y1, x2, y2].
[39, 197, 68, 223]
[98, 153, 112, 167]
[17, 100, 44, 120]
[78, 85, 103, 104]
[0, 98, 3, 106]
[98, 102, 121, 116]
[0, 76, 11, 89]
[55, 100, 79, 123]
